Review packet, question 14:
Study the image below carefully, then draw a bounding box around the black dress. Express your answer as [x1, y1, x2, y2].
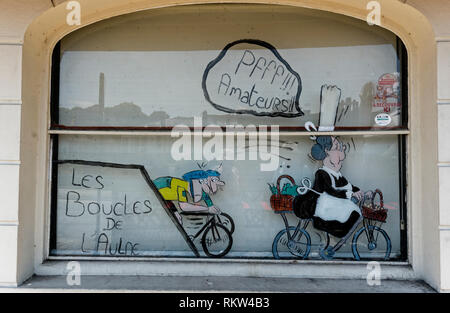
[293, 169, 361, 238]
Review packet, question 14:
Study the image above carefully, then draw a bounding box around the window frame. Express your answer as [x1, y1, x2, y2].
[47, 21, 410, 262]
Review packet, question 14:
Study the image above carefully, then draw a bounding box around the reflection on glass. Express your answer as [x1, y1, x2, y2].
[56, 5, 404, 129]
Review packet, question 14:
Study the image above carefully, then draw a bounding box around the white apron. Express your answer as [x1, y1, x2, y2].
[313, 169, 361, 223]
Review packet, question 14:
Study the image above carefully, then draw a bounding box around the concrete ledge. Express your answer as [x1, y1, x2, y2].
[3, 275, 435, 293]
[35, 259, 416, 281]
[0, 282, 18, 288]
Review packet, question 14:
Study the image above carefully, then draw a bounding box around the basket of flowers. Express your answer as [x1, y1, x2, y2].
[269, 175, 297, 213]
[361, 189, 388, 222]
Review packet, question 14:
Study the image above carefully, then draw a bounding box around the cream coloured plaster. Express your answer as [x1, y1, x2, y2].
[0, 0, 437, 290]
[0, 45, 22, 101]
[406, 0, 450, 40]
[0, 0, 52, 285]
[0, 0, 52, 44]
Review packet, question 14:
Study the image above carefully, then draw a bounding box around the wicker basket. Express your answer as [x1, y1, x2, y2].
[270, 175, 295, 213]
[361, 189, 388, 222]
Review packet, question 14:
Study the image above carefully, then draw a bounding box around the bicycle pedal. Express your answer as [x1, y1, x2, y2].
[319, 247, 335, 260]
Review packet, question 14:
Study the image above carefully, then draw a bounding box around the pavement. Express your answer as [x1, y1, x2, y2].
[1, 275, 436, 293]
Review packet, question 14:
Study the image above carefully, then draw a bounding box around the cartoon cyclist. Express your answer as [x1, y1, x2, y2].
[154, 169, 225, 225]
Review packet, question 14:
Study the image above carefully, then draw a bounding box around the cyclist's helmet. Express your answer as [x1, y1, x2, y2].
[182, 170, 220, 182]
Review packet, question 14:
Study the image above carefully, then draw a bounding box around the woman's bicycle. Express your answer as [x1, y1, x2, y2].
[270, 175, 391, 261]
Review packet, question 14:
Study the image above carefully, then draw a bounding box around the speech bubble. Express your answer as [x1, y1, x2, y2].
[202, 39, 303, 118]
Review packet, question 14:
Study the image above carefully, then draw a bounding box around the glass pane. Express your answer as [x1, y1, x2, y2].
[54, 163, 198, 256]
[53, 134, 403, 260]
[56, 4, 405, 130]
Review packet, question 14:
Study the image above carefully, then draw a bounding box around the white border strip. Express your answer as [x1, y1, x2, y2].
[49, 130, 411, 137]
[0, 161, 21, 166]
[436, 37, 450, 42]
[0, 36, 23, 46]
[47, 255, 409, 265]
[438, 99, 450, 105]
[0, 221, 19, 226]
[0, 100, 22, 106]
[0, 41, 23, 46]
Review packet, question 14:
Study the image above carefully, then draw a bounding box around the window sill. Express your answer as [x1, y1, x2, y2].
[37, 257, 414, 281]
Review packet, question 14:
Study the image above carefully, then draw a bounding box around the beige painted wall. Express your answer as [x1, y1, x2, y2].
[0, 0, 52, 287]
[407, 0, 450, 292]
[0, 0, 447, 291]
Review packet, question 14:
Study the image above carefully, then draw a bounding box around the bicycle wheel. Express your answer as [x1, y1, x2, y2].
[272, 226, 311, 259]
[215, 213, 235, 234]
[352, 225, 391, 261]
[201, 224, 233, 258]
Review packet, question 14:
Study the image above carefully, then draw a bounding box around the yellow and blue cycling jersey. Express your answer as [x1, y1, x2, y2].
[154, 176, 213, 207]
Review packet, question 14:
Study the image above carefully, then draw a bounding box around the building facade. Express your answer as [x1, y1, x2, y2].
[0, 0, 449, 292]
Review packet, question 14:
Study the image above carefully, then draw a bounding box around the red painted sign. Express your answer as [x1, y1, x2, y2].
[373, 73, 400, 113]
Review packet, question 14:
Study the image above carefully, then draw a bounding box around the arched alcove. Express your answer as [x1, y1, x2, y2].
[19, 0, 439, 289]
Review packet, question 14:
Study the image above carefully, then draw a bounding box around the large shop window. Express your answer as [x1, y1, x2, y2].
[49, 5, 408, 261]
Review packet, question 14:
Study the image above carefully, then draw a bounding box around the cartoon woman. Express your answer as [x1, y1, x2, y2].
[294, 135, 364, 258]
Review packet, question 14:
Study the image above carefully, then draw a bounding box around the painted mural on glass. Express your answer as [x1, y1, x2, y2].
[54, 38, 401, 259]
[269, 83, 391, 260]
[154, 165, 235, 257]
